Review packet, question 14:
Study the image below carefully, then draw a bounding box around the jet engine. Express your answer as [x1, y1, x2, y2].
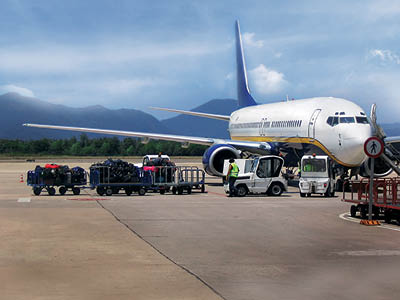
[359, 157, 393, 178]
[202, 144, 241, 176]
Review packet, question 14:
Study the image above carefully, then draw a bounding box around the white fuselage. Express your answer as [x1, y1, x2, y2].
[228, 97, 372, 167]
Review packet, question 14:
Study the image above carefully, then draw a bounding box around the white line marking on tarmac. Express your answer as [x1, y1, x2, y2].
[339, 212, 400, 232]
[17, 197, 31, 203]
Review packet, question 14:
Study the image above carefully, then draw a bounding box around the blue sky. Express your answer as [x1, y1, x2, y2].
[0, 0, 399, 121]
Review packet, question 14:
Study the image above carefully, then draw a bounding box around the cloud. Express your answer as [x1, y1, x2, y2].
[242, 32, 264, 48]
[0, 84, 34, 97]
[103, 78, 174, 95]
[249, 64, 288, 95]
[368, 49, 400, 64]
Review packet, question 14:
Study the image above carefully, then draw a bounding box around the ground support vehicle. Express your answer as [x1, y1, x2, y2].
[27, 165, 87, 196]
[148, 166, 206, 195]
[342, 177, 400, 224]
[90, 166, 152, 196]
[299, 155, 336, 197]
[223, 156, 287, 197]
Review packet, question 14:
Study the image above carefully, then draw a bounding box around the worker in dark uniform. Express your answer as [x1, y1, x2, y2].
[226, 158, 239, 197]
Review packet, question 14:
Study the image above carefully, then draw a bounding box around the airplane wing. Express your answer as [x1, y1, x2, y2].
[149, 107, 230, 121]
[22, 123, 272, 151]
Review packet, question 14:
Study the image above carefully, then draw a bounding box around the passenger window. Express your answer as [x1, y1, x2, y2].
[356, 116, 368, 124]
[339, 117, 355, 123]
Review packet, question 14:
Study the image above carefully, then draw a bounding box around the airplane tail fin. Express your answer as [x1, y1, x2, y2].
[235, 20, 257, 108]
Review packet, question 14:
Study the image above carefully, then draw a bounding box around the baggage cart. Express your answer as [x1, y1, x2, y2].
[147, 166, 206, 195]
[342, 177, 400, 223]
[27, 165, 87, 196]
[90, 165, 152, 196]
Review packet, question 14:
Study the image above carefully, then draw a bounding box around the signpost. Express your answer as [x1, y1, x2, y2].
[364, 137, 384, 220]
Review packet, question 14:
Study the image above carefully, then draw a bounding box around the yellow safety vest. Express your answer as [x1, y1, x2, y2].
[229, 163, 239, 177]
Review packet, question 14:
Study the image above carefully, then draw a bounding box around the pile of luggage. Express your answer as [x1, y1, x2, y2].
[28, 164, 86, 186]
[90, 159, 141, 183]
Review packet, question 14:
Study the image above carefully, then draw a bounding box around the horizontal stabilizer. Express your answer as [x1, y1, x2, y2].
[150, 107, 230, 121]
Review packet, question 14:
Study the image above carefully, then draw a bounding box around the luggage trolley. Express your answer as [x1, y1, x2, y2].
[27, 164, 87, 196]
[149, 165, 206, 194]
[90, 165, 153, 196]
[342, 177, 400, 223]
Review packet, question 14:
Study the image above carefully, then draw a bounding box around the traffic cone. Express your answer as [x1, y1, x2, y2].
[20, 174, 24, 183]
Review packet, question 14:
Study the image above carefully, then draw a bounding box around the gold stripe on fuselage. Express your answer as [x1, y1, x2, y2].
[231, 136, 358, 168]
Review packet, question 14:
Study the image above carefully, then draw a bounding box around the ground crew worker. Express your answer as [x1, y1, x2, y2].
[226, 158, 239, 197]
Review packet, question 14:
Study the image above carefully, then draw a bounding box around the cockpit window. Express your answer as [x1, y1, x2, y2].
[339, 117, 355, 123]
[356, 116, 369, 124]
[326, 116, 339, 127]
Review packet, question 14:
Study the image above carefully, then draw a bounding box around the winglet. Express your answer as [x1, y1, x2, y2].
[235, 20, 257, 108]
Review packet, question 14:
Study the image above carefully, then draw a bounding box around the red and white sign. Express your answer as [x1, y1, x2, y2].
[364, 137, 384, 158]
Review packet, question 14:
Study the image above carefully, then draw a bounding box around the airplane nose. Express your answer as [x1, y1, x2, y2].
[340, 128, 371, 165]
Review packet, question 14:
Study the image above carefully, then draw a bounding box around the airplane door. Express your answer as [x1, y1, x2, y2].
[259, 118, 266, 136]
[308, 109, 321, 138]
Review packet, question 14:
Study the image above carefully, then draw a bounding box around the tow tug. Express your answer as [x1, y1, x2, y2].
[299, 154, 336, 197]
[223, 155, 287, 197]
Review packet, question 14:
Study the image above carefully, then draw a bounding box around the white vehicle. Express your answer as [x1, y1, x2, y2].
[299, 155, 336, 197]
[223, 156, 287, 197]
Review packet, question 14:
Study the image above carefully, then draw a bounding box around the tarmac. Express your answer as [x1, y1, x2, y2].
[2, 158, 400, 300]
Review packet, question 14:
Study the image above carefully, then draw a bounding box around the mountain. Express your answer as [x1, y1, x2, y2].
[161, 99, 237, 139]
[2, 92, 400, 141]
[0, 93, 170, 139]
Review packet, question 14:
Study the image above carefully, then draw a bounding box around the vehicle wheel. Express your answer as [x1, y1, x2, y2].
[373, 206, 380, 220]
[330, 190, 335, 197]
[96, 187, 105, 196]
[138, 188, 146, 196]
[269, 183, 283, 196]
[360, 206, 367, 219]
[384, 210, 392, 223]
[125, 188, 132, 196]
[160, 189, 165, 195]
[72, 187, 80, 195]
[350, 205, 357, 218]
[307, 193, 311, 197]
[201, 184, 205, 193]
[105, 188, 113, 196]
[47, 187, 56, 196]
[300, 192, 306, 197]
[187, 187, 192, 194]
[172, 187, 177, 195]
[33, 187, 41, 196]
[59, 186, 67, 195]
[236, 185, 247, 197]
[177, 187, 183, 195]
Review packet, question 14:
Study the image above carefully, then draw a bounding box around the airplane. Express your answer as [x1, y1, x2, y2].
[24, 21, 400, 179]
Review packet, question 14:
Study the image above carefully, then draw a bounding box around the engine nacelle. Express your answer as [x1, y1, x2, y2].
[359, 157, 393, 178]
[202, 144, 241, 176]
